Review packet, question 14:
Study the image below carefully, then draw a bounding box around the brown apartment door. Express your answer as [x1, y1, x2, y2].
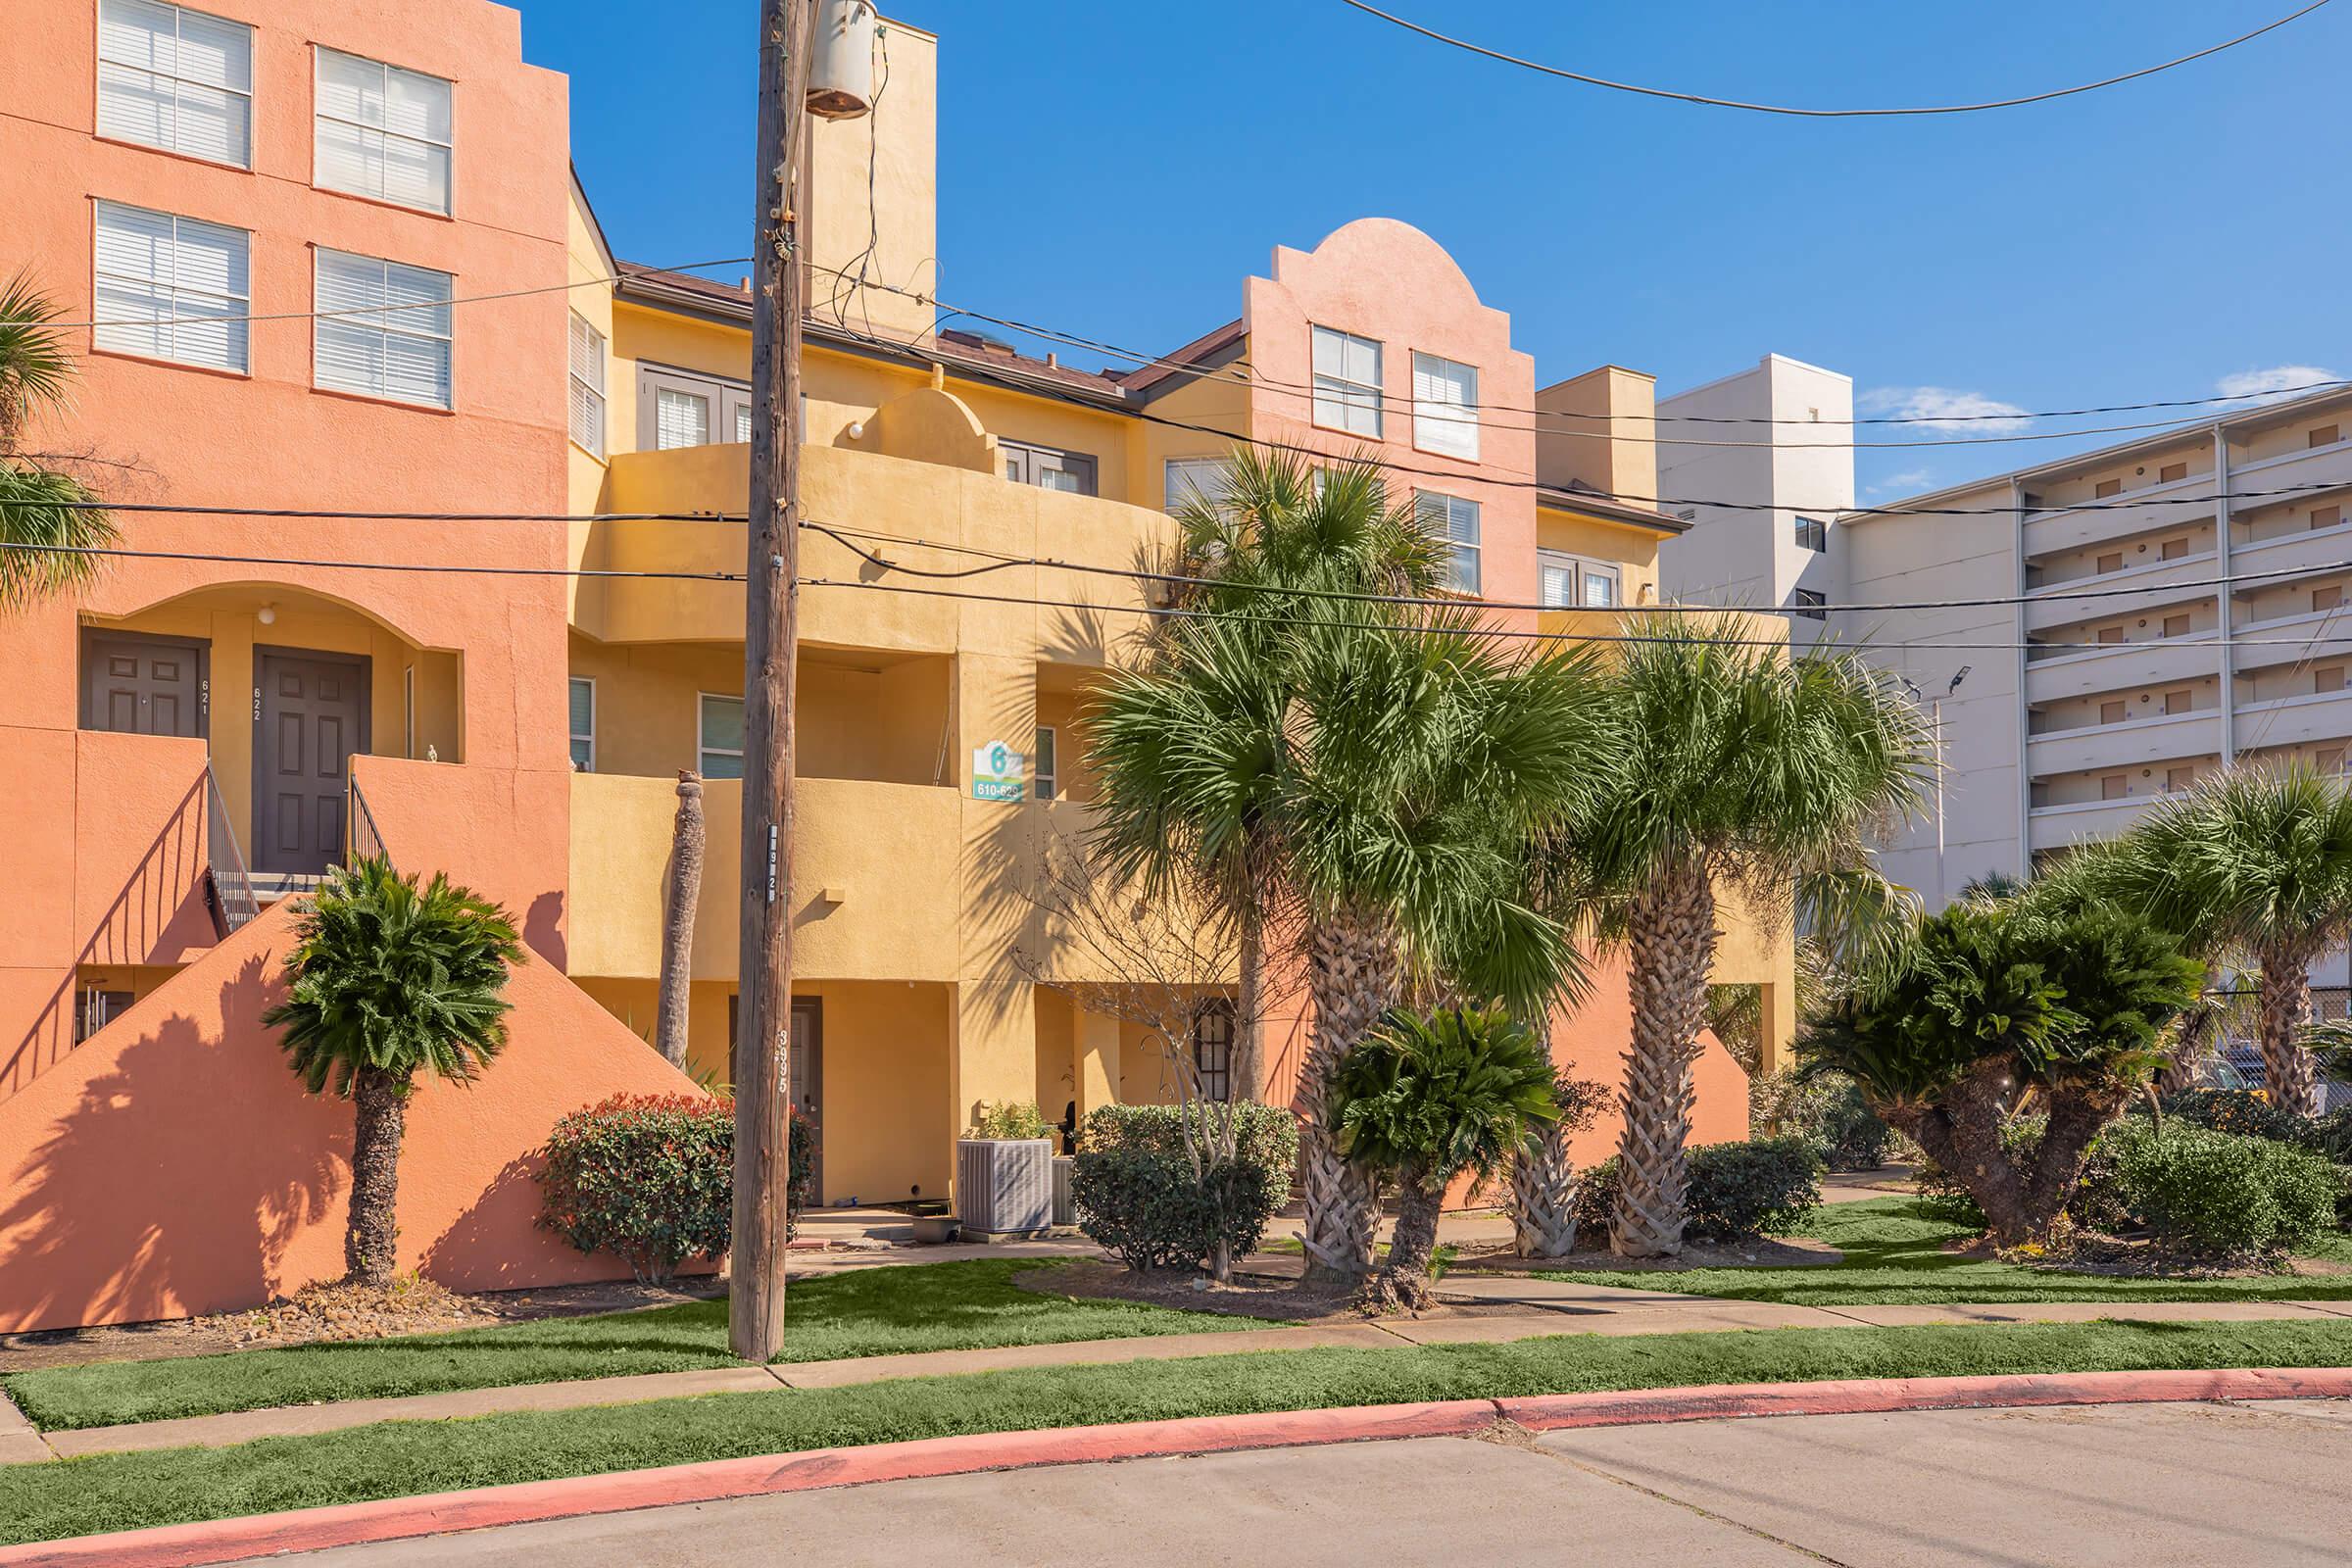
[82, 631, 209, 738]
[253, 648, 368, 876]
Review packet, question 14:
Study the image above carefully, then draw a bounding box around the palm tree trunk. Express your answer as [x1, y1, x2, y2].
[1299, 902, 1397, 1282]
[2257, 942, 2322, 1119]
[2155, 976, 2218, 1096]
[1235, 899, 1264, 1102]
[655, 771, 705, 1070]
[1611, 856, 1718, 1258]
[1367, 1166, 1445, 1311]
[1509, 1119, 1581, 1258]
[346, 1066, 408, 1286]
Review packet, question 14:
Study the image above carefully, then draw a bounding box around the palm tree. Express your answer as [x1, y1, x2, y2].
[1333, 1004, 1561, 1307]
[655, 771, 706, 1069]
[2086, 761, 2352, 1117]
[1125, 449, 1448, 1095]
[1092, 459, 1608, 1281]
[1573, 618, 1933, 1257]
[264, 858, 525, 1286]
[0, 271, 118, 608]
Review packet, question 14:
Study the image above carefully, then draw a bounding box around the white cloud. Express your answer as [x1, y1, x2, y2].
[1865, 468, 1935, 498]
[1856, 385, 2032, 433]
[2214, 365, 2340, 408]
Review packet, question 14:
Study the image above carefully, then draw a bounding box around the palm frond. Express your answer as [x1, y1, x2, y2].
[0, 271, 74, 450]
[0, 465, 116, 608]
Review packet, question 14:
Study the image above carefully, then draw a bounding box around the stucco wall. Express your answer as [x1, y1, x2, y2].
[0, 902, 705, 1334]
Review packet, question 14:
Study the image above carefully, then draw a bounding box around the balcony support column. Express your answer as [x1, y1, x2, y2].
[2215, 424, 2238, 763]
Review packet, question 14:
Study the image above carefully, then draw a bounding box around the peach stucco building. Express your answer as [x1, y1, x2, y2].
[0, 2, 1790, 1330]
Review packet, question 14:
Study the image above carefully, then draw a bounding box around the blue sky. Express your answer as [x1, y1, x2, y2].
[527, 1, 2350, 500]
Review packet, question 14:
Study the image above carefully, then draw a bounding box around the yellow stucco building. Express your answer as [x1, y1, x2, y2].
[557, 23, 1793, 1205]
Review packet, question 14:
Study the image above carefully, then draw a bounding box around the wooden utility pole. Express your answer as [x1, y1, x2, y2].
[732, 0, 812, 1364]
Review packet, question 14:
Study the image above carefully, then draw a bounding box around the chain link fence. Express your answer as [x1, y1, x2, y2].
[2196, 985, 2352, 1111]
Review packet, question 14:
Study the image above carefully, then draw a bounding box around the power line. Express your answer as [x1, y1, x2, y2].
[805, 518, 2352, 622]
[803, 265, 2352, 443]
[13, 533, 2352, 659]
[1329, 0, 2335, 118]
[814, 316, 2352, 516]
[38, 257, 754, 332]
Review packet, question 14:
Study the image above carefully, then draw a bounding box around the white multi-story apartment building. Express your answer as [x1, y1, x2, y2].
[1836, 384, 2352, 922]
[1656, 354, 1853, 646]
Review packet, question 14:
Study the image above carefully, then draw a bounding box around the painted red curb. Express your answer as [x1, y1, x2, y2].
[1494, 1364, 2352, 1432]
[10, 1368, 2352, 1568]
[0, 1400, 1494, 1568]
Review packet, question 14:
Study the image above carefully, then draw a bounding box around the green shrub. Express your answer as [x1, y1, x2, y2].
[1574, 1137, 1822, 1245]
[536, 1093, 817, 1283]
[2158, 1089, 2307, 1145]
[1916, 1114, 2134, 1235]
[1752, 1067, 1895, 1170]
[970, 1102, 1054, 1141]
[1071, 1102, 1298, 1272]
[2108, 1121, 2342, 1257]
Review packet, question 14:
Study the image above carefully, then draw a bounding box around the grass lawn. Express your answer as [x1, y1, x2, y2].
[1535, 1196, 2352, 1306]
[3, 1260, 1261, 1433]
[5, 1316, 2351, 1545]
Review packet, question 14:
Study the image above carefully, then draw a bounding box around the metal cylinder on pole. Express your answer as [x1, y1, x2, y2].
[732, 0, 816, 1365]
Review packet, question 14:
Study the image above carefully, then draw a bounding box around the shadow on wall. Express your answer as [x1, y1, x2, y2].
[524, 890, 566, 970]
[2, 774, 219, 1103]
[0, 954, 346, 1333]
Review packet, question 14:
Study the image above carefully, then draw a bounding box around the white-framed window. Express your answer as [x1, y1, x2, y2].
[97, 0, 252, 168]
[1311, 324, 1382, 437]
[92, 200, 250, 372]
[567, 676, 595, 771]
[567, 313, 606, 459]
[657, 386, 710, 450]
[1793, 515, 1828, 553]
[735, 402, 754, 444]
[638, 365, 750, 452]
[1164, 456, 1232, 513]
[1033, 724, 1057, 801]
[314, 47, 452, 215]
[699, 693, 745, 780]
[1003, 439, 1099, 495]
[314, 247, 453, 408]
[1539, 550, 1621, 609]
[1416, 491, 1481, 595]
[1411, 351, 1478, 461]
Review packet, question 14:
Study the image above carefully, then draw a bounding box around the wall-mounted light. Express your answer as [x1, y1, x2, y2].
[257, 603, 276, 625]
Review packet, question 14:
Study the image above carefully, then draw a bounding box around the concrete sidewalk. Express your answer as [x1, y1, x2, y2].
[28, 1293, 2352, 1461]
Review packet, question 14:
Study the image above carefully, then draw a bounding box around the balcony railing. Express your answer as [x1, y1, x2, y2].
[202, 760, 259, 936]
[348, 777, 389, 868]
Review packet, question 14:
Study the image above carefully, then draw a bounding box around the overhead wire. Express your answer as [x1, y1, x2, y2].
[1327, 0, 2335, 119]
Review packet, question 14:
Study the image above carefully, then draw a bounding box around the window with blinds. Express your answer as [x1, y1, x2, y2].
[700, 694, 746, 779]
[1163, 457, 1231, 513]
[314, 248, 453, 408]
[93, 200, 250, 372]
[1415, 491, 1481, 595]
[315, 48, 452, 215]
[1539, 549, 1622, 610]
[98, 0, 252, 167]
[567, 677, 595, 771]
[735, 403, 754, 445]
[1311, 325, 1382, 437]
[1411, 351, 1478, 461]
[657, 387, 710, 450]
[566, 314, 606, 458]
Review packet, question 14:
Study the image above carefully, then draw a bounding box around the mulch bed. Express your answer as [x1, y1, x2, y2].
[1941, 1233, 2352, 1280]
[0, 1276, 725, 1375]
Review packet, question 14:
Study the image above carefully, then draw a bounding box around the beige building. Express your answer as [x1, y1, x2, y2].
[1834, 385, 2352, 909]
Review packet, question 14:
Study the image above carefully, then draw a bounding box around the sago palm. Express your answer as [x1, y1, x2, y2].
[2087, 761, 2352, 1117]
[1333, 1004, 1561, 1308]
[1092, 518, 1609, 1281]
[0, 272, 118, 607]
[1573, 617, 1933, 1256]
[263, 858, 525, 1286]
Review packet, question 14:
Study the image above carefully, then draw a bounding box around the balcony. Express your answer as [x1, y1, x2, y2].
[2021, 472, 2218, 559]
[2027, 796, 2157, 854]
[567, 772, 964, 984]
[2231, 688, 2352, 752]
[2022, 549, 2220, 634]
[2230, 517, 2352, 588]
[573, 442, 1169, 659]
[2233, 606, 2352, 677]
[2025, 709, 2220, 778]
[2023, 635, 2224, 704]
